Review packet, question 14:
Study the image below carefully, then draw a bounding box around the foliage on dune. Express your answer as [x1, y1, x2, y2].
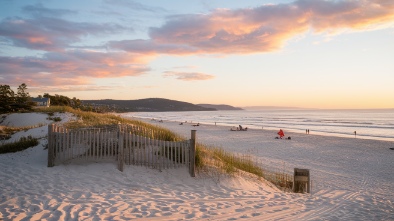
[0, 136, 39, 154]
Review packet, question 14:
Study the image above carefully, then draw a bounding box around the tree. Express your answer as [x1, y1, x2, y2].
[0, 85, 15, 113]
[13, 83, 33, 111]
[42, 93, 71, 106]
[71, 97, 81, 108]
[16, 83, 30, 104]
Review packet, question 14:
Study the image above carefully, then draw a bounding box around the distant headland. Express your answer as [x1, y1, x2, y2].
[82, 98, 242, 112]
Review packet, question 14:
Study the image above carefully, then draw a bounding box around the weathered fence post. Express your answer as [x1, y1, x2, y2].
[47, 124, 55, 167]
[293, 168, 310, 193]
[117, 125, 124, 172]
[189, 130, 196, 177]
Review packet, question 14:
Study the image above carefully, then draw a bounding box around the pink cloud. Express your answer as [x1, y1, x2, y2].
[163, 71, 215, 81]
[111, 0, 394, 55]
[0, 50, 151, 87]
[108, 39, 198, 55]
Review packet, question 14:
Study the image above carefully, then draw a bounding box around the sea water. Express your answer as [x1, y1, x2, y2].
[122, 109, 394, 141]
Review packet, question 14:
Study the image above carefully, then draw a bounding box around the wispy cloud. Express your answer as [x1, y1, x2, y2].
[28, 85, 116, 93]
[163, 71, 215, 81]
[0, 13, 127, 51]
[171, 65, 199, 70]
[108, 39, 198, 55]
[22, 3, 77, 18]
[103, 0, 168, 13]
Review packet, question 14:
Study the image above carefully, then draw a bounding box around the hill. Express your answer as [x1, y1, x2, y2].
[82, 98, 216, 112]
[242, 106, 306, 110]
[197, 104, 243, 110]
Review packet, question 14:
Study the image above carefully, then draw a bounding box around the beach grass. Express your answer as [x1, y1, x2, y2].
[0, 124, 46, 140]
[0, 136, 39, 154]
[34, 106, 293, 190]
[34, 106, 183, 141]
[195, 144, 293, 191]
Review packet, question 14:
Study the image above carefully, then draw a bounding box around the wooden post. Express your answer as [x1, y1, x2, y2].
[62, 128, 66, 162]
[117, 125, 124, 172]
[190, 130, 196, 177]
[293, 168, 310, 193]
[161, 140, 164, 168]
[47, 124, 55, 167]
[124, 131, 129, 165]
[55, 125, 59, 161]
[144, 133, 147, 167]
[70, 130, 73, 160]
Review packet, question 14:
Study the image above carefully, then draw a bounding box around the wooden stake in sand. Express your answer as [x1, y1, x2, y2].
[190, 130, 196, 177]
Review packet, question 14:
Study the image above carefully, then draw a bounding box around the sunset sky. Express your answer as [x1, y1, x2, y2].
[1, 0, 393, 109]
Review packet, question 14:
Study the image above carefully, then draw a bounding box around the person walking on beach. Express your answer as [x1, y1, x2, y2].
[308, 129, 310, 134]
[354, 131, 357, 138]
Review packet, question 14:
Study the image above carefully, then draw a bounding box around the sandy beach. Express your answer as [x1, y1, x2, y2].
[1, 113, 393, 220]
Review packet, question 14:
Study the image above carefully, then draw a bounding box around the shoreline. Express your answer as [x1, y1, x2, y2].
[120, 109, 394, 142]
[122, 115, 394, 144]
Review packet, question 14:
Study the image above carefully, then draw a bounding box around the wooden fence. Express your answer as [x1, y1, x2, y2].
[47, 124, 196, 176]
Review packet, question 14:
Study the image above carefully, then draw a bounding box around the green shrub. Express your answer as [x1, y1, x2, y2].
[53, 117, 62, 122]
[0, 136, 39, 154]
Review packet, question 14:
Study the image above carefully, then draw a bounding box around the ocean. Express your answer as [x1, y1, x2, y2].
[122, 109, 394, 142]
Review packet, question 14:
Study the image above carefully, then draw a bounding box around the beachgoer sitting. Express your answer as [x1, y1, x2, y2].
[179, 122, 183, 125]
[277, 129, 285, 139]
[238, 125, 248, 131]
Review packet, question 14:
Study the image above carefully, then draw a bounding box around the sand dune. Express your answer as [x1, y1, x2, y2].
[1, 113, 393, 220]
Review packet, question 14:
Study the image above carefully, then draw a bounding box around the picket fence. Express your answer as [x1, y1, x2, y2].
[47, 124, 196, 176]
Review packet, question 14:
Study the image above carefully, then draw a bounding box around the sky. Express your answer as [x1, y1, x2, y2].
[0, 0, 393, 109]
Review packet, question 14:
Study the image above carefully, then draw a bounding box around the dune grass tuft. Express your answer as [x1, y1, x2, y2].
[195, 144, 293, 191]
[0, 136, 39, 154]
[0, 124, 45, 141]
